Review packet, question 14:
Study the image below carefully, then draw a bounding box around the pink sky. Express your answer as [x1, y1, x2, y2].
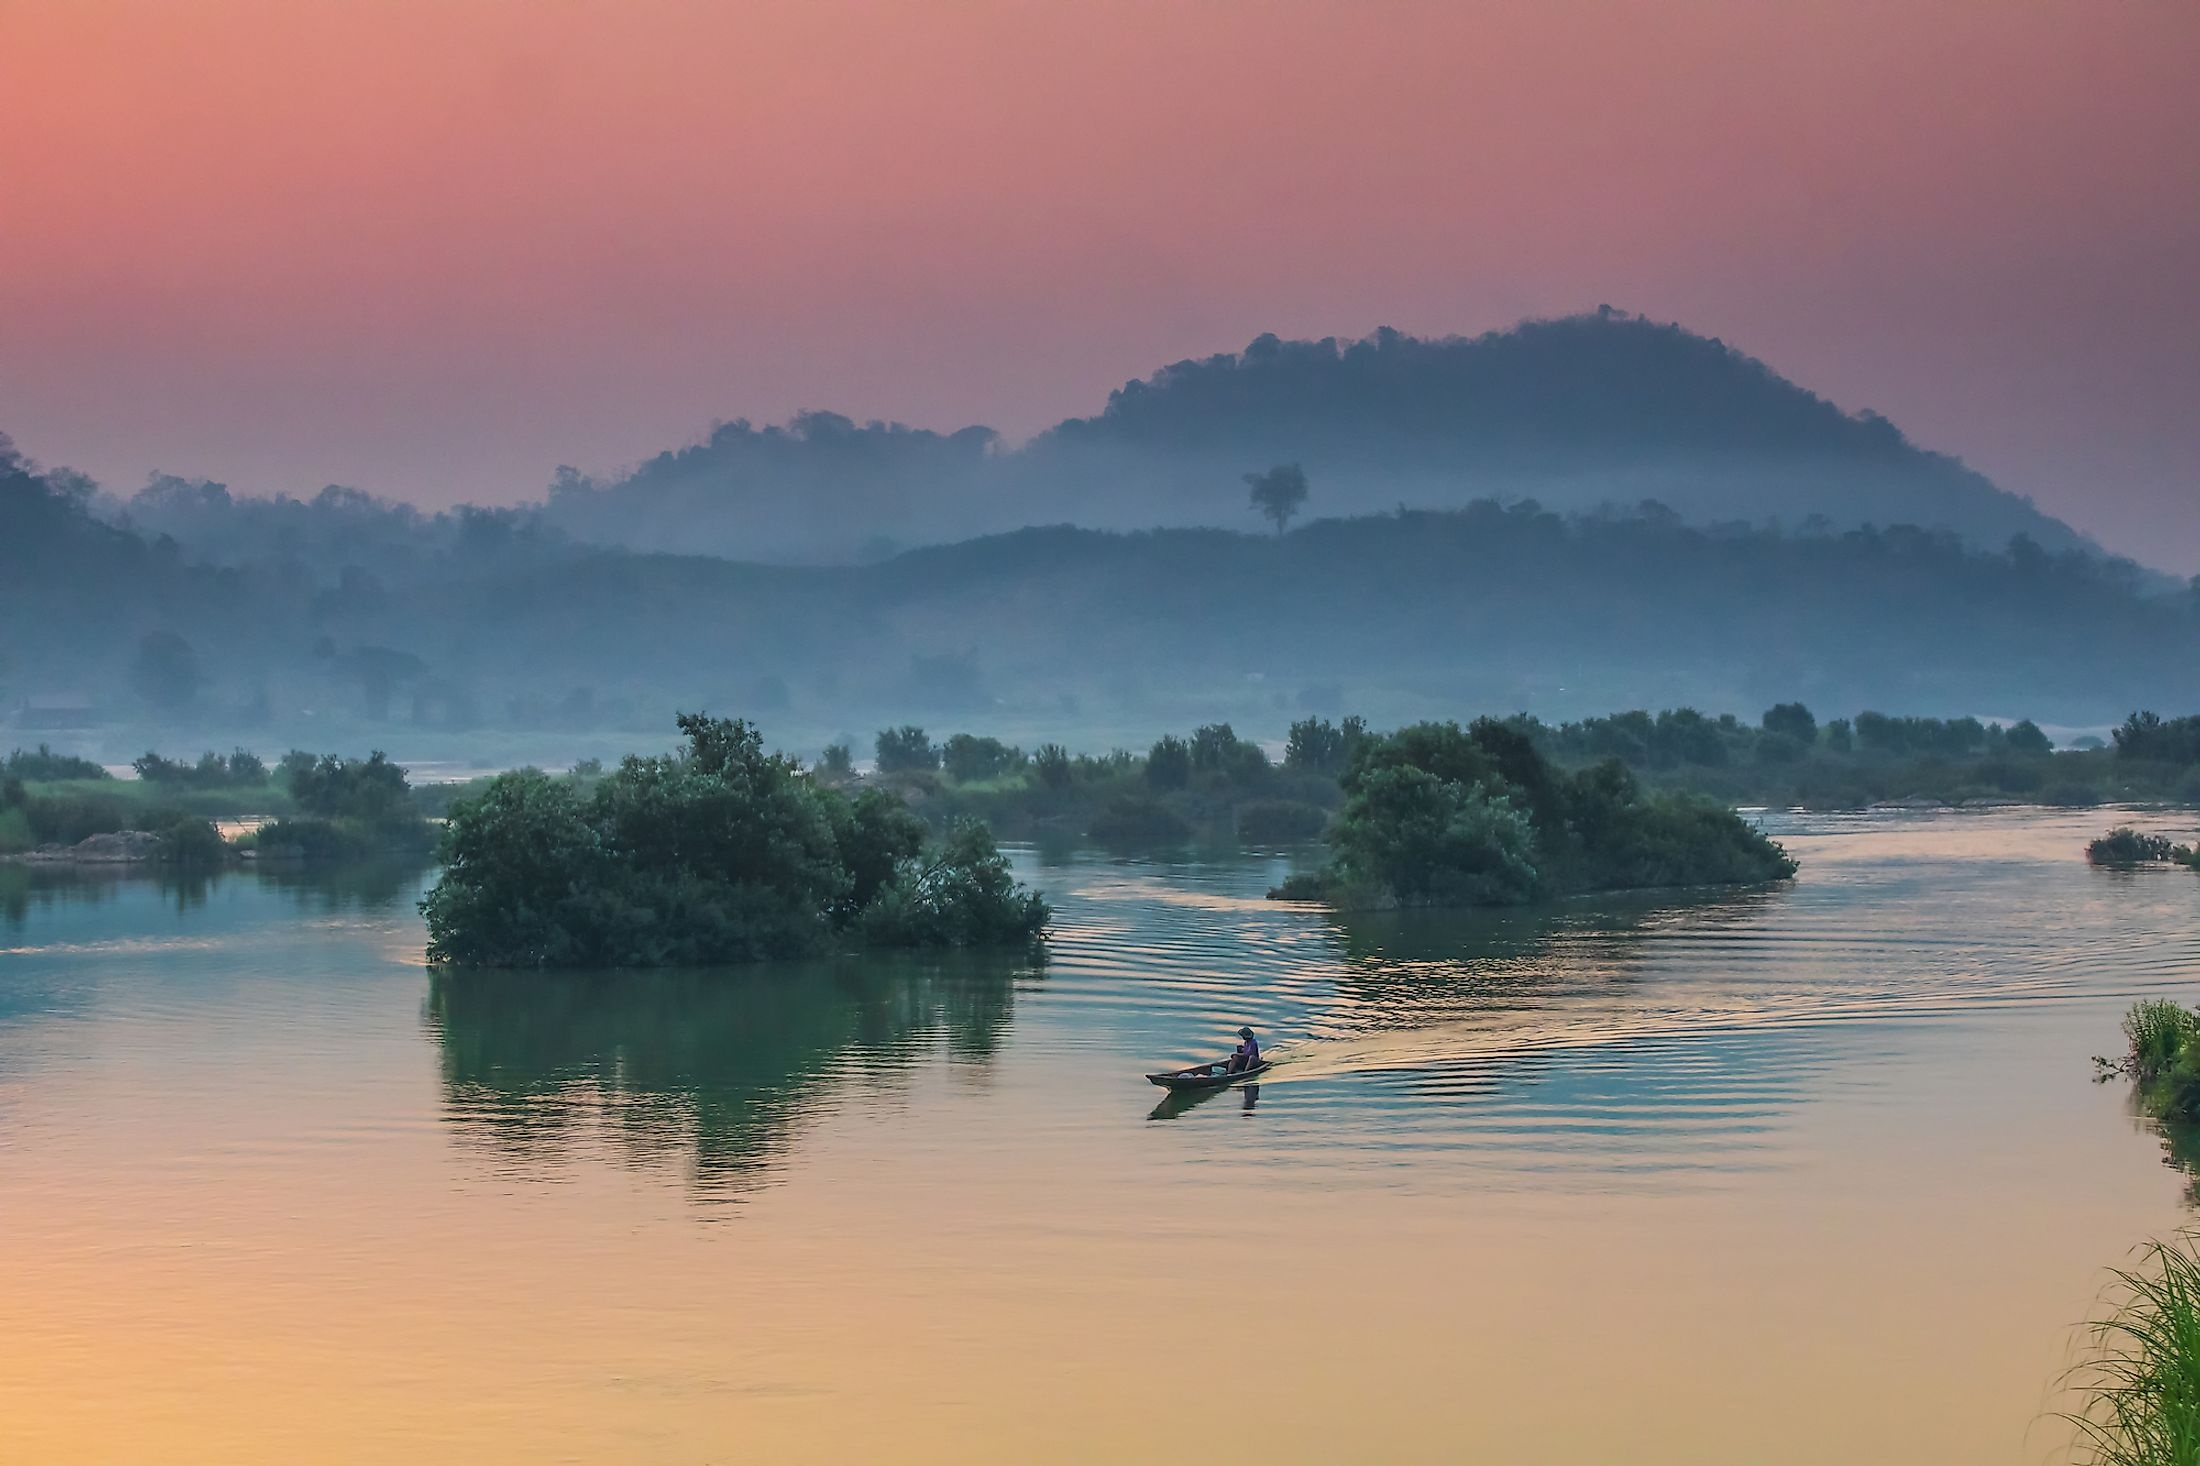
[2, 0, 2195, 563]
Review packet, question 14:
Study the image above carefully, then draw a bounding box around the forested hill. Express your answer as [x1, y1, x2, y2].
[7, 438, 2191, 746]
[536, 311, 2091, 562]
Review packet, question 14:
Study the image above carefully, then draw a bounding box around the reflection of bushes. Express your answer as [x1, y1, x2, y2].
[426, 953, 1024, 1188]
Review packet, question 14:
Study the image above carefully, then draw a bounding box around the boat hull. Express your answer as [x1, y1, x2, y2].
[1145, 1060, 1271, 1090]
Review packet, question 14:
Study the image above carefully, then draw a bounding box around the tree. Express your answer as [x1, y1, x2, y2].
[874, 725, 939, 773]
[1287, 716, 1372, 774]
[1245, 463, 1309, 535]
[1761, 702, 1817, 744]
[1145, 734, 1191, 789]
[130, 630, 201, 711]
[1032, 743, 1073, 791]
[815, 743, 856, 782]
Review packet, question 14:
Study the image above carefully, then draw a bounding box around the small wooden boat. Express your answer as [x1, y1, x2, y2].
[1145, 1059, 1271, 1090]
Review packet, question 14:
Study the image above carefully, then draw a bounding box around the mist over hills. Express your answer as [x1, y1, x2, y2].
[535, 311, 2091, 562]
[6, 425, 2192, 760]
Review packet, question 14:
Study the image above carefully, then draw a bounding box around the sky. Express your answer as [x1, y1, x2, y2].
[2, 0, 2196, 564]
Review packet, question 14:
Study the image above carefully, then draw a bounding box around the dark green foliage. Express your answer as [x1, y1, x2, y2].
[155, 816, 230, 866]
[874, 725, 939, 774]
[284, 751, 412, 823]
[133, 748, 269, 787]
[1285, 715, 1368, 775]
[1509, 704, 2159, 810]
[1235, 799, 1328, 844]
[422, 715, 1048, 968]
[941, 733, 1024, 783]
[830, 788, 929, 924]
[2117, 714, 2200, 766]
[2090, 829, 2195, 866]
[1145, 735, 1191, 790]
[856, 820, 1050, 949]
[1188, 723, 1268, 782]
[1761, 702, 1817, 743]
[1032, 743, 1073, 791]
[1326, 763, 1542, 906]
[1288, 721, 1794, 909]
[22, 791, 170, 846]
[249, 749, 432, 856]
[815, 743, 855, 782]
[3, 745, 109, 781]
[1089, 794, 1193, 847]
[254, 816, 387, 863]
[420, 773, 611, 966]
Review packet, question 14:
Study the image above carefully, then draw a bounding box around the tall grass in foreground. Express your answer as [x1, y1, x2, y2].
[2068, 1237, 2200, 1465]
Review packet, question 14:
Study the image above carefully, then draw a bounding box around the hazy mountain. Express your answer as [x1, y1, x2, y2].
[542, 311, 2093, 561]
[8, 431, 2189, 756]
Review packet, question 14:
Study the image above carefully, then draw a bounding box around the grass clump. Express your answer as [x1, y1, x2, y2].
[2067, 1235, 2200, 1466]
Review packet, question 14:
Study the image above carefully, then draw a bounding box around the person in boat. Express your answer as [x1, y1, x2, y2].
[1225, 1025, 1261, 1073]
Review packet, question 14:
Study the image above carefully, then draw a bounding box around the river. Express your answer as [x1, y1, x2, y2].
[3, 808, 2197, 1463]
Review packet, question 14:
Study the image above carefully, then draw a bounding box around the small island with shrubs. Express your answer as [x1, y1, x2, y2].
[2086, 827, 2198, 868]
[1269, 718, 1796, 909]
[419, 713, 1049, 968]
[1, 741, 432, 866]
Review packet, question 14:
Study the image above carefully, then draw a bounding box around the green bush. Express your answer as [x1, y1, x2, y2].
[1088, 794, 1193, 847]
[1281, 720, 1793, 909]
[2125, 1001, 2197, 1084]
[421, 714, 1048, 968]
[2091, 829, 2192, 866]
[1235, 799, 1328, 844]
[3, 744, 108, 781]
[857, 819, 1049, 950]
[155, 816, 230, 866]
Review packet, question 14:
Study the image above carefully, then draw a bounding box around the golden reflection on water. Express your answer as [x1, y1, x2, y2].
[1, 808, 2198, 1463]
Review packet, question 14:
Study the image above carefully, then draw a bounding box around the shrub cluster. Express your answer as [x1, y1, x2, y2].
[3, 744, 110, 782]
[133, 748, 268, 787]
[2104, 999, 2200, 1133]
[2088, 828, 2197, 867]
[421, 714, 1048, 968]
[1275, 719, 1796, 909]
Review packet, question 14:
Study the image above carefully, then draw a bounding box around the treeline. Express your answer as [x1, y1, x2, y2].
[1507, 705, 2200, 808]
[841, 721, 1344, 847]
[11, 421, 2200, 743]
[0, 743, 430, 862]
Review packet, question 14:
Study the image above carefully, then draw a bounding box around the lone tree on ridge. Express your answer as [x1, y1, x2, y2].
[1245, 463, 1309, 535]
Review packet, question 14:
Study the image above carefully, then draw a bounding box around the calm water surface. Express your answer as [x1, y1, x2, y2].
[4, 810, 2199, 1463]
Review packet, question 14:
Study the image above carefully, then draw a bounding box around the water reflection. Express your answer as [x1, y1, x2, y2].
[425, 953, 1034, 1194]
[0, 857, 432, 932]
[1147, 1082, 1260, 1122]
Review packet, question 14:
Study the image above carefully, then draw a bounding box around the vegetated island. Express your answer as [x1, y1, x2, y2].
[803, 705, 2200, 856]
[2086, 827, 2199, 869]
[419, 714, 1049, 968]
[1267, 718, 1795, 909]
[0, 742, 432, 865]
